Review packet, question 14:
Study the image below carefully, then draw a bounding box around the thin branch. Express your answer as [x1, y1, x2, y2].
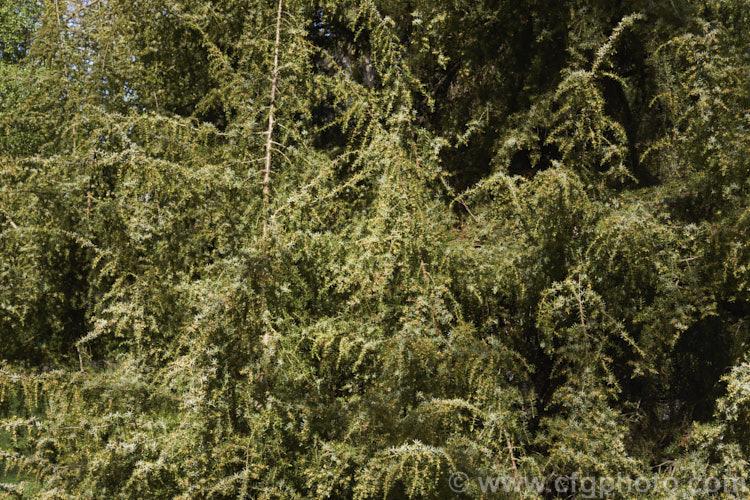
[1, 207, 19, 229]
[458, 198, 478, 222]
[77, 346, 85, 372]
[505, 432, 520, 484]
[262, 0, 283, 209]
[53, 0, 62, 28]
[260, 0, 284, 347]
[271, 145, 293, 167]
[575, 273, 590, 340]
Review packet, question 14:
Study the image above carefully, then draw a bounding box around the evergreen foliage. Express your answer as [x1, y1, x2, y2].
[0, 0, 748, 498]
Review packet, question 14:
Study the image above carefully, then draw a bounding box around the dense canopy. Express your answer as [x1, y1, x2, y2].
[1, 0, 749, 498]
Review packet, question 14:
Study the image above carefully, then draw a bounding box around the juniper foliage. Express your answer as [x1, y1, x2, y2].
[1, 0, 749, 498]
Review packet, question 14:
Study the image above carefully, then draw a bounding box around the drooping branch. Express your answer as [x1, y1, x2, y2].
[263, 0, 283, 208]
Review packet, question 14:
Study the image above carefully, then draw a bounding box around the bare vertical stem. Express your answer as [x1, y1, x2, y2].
[505, 432, 520, 485]
[263, 0, 283, 211]
[260, 0, 283, 346]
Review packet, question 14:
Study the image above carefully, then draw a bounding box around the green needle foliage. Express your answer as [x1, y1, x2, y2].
[0, 0, 748, 498]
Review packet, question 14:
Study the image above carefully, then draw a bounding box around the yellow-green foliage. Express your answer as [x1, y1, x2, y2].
[0, 0, 748, 498]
